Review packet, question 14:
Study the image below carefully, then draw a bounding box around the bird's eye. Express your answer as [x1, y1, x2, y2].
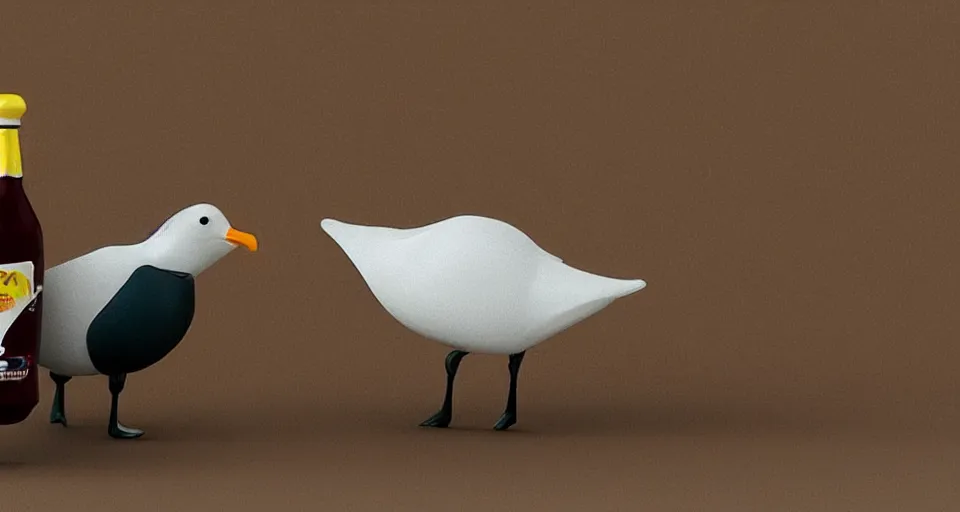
[199, 216, 209, 225]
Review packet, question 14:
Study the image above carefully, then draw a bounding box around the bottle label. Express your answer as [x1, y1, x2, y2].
[0, 261, 41, 382]
[0, 128, 23, 178]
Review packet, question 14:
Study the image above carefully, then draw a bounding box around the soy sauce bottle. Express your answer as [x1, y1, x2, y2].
[0, 93, 44, 425]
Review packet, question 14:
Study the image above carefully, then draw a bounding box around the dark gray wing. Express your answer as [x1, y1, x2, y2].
[86, 265, 196, 375]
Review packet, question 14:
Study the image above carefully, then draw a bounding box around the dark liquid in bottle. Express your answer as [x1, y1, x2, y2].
[0, 126, 44, 425]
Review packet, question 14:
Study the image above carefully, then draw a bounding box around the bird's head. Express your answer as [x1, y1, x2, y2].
[145, 203, 258, 276]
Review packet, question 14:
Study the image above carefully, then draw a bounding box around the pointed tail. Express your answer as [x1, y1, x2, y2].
[610, 278, 647, 299]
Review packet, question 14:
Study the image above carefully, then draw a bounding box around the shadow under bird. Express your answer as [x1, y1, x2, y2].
[321, 214, 646, 431]
[38, 203, 258, 439]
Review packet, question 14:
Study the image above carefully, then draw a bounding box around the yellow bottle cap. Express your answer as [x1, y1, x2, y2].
[0, 94, 27, 121]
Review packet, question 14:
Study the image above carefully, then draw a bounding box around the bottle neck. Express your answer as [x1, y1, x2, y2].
[0, 127, 23, 179]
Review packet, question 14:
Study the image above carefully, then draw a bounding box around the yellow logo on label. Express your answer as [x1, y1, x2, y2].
[0, 270, 30, 313]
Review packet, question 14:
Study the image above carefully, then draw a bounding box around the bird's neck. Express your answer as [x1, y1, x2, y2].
[137, 237, 204, 276]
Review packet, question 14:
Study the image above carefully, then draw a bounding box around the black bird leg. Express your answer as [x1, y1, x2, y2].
[49, 372, 72, 426]
[493, 351, 526, 431]
[108, 373, 144, 439]
[420, 350, 469, 428]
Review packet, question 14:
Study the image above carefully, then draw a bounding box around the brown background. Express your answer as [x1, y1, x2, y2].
[2, 1, 959, 510]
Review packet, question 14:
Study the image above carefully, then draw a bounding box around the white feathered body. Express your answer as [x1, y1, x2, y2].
[321, 215, 646, 354]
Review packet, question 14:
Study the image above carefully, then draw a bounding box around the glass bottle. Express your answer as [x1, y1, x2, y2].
[0, 93, 44, 425]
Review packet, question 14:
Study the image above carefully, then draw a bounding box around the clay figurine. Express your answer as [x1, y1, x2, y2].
[38, 203, 258, 439]
[320, 214, 646, 431]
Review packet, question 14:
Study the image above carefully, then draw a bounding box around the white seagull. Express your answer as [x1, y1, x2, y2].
[321, 214, 646, 431]
[38, 203, 258, 439]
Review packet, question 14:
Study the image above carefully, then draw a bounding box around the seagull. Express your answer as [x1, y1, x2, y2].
[38, 203, 258, 439]
[321, 214, 645, 431]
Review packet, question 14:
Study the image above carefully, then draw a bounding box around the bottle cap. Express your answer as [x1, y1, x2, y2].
[0, 94, 27, 125]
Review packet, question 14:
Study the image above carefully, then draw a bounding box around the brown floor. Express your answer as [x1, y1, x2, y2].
[3, 1, 960, 510]
[2, 371, 959, 511]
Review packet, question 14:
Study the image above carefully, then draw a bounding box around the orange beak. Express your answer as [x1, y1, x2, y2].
[225, 227, 258, 252]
